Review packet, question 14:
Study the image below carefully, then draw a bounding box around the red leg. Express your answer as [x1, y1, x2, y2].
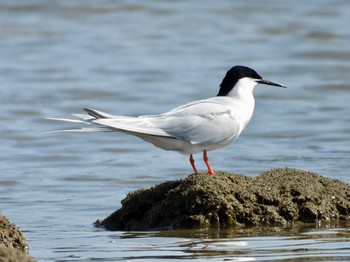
[189, 154, 198, 174]
[203, 150, 215, 175]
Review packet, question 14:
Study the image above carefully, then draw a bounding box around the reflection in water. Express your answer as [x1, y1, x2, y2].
[115, 226, 350, 260]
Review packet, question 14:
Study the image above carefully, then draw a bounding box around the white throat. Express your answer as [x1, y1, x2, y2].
[224, 77, 257, 133]
[227, 77, 258, 98]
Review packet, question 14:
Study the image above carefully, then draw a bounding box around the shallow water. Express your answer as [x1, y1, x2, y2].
[1, 0, 350, 261]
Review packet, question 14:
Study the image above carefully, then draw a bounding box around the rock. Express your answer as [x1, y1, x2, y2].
[0, 214, 29, 252]
[95, 168, 350, 230]
[0, 213, 36, 261]
[0, 247, 36, 262]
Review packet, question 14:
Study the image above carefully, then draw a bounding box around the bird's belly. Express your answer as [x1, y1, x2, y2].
[137, 134, 200, 154]
[137, 133, 236, 155]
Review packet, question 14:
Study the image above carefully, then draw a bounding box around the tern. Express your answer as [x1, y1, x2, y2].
[48, 65, 285, 175]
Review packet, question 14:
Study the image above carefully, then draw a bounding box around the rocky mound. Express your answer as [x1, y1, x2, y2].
[0, 247, 36, 262]
[0, 214, 29, 252]
[0, 213, 36, 261]
[95, 168, 350, 230]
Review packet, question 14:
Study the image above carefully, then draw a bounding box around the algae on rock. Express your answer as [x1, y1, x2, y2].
[95, 168, 350, 230]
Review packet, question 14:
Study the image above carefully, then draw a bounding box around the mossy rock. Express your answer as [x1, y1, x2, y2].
[95, 168, 350, 230]
[0, 247, 36, 262]
[0, 214, 28, 252]
[0, 213, 36, 261]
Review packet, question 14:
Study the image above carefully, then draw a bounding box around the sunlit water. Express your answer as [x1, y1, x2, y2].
[1, 0, 350, 261]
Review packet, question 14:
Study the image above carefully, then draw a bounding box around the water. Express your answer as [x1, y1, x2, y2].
[1, 0, 350, 261]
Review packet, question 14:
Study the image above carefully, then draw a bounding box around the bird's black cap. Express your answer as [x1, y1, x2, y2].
[217, 65, 285, 96]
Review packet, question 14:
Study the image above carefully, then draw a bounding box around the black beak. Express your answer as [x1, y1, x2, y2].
[256, 79, 286, 88]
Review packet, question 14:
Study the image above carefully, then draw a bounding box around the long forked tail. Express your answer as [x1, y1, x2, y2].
[47, 108, 174, 138]
[46, 108, 113, 133]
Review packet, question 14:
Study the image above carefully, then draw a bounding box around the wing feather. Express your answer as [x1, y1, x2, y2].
[92, 117, 175, 138]
[48, 97, 243, 147]
[144, 98, 242, 145]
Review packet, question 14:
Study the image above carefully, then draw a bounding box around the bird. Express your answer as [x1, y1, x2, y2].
[48, 65, 285, 175]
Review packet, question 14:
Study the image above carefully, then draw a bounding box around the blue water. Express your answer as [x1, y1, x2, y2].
[1, 0, 350, 261]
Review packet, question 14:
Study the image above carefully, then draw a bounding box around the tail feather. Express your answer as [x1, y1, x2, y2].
[46, 127, 112, 134]
[84, 108, 115, 119]
[46, 117, 89, 124]
[47, 108, 173, 138]
[72, 114, 95, 121]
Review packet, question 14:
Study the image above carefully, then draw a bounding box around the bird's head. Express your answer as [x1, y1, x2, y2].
[217, 65, 286, 97]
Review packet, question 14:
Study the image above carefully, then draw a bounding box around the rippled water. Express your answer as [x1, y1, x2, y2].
[1, 0, 350, 261]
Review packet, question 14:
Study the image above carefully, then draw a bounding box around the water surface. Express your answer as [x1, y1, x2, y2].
[1, 0, 350, 261]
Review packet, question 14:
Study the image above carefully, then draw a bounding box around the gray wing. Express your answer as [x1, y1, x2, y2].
[48, 100, 242, 147]
[143, 99, 242, 146]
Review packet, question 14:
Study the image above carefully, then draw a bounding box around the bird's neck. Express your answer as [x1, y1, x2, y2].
[228, 79, 256, 102]
[226, 80, 256, 128]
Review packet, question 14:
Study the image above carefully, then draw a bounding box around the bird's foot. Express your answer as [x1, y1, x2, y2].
[203, 150, 215, 175]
